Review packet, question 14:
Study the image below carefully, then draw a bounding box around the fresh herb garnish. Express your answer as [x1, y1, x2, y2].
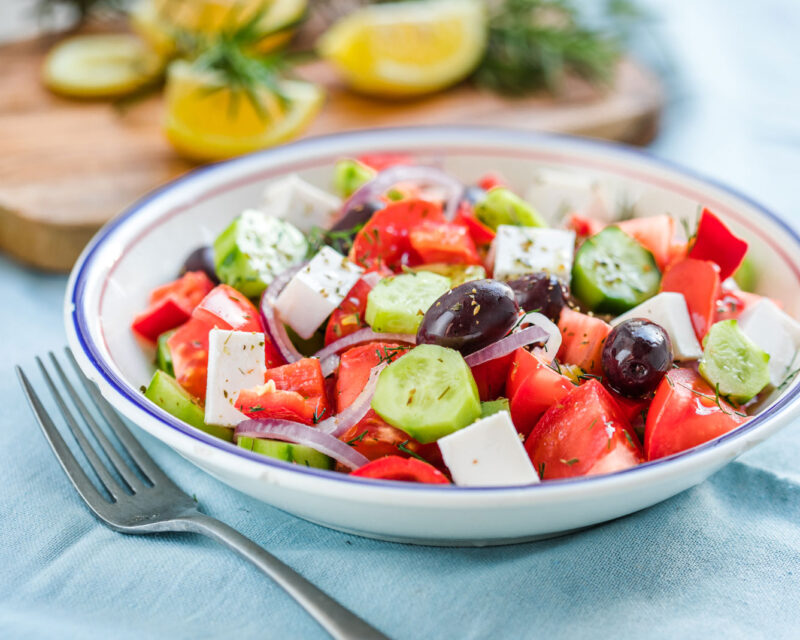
[312, 406, 328, 424]
[346, 429, 369, 446]
[397, 440, 427, 462]
[560, 457, 579, 466]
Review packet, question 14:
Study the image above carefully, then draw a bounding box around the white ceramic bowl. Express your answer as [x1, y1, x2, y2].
[66, 126, 800, 546]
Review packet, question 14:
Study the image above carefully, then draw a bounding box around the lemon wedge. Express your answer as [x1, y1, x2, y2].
[164, 60, 323, 161]
[317, 0, 487, 98]
[131, 0, 306, 55]
[42, 34, 164, 99]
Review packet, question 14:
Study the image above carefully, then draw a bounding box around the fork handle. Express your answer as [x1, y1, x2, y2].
[177, 513, 390, 640]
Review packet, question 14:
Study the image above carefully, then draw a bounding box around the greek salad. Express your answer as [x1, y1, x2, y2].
[132, 154, 800, 486]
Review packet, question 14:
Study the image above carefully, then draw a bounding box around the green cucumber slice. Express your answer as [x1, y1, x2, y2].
[237, 437, 334, 469]
[144, 370, 233, 442]
[480, 398, 510, 418]
[733, 253, 757, 292]
[371, 344, 481, 443]
[155, 330, 175, 376]
[333, 158, 375, 198]
[365, 271, 450, 334]
[213, 209, 307, 298]
[410, 263, 487, 287]
[474, 187, 546, 230]
[699, 319, 770, 403]
[571, 226, 661, 314]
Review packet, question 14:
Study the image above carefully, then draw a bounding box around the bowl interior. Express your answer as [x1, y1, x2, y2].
[71, 128, 800, 473]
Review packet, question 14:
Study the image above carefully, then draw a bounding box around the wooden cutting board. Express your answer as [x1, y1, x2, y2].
[0, 32, 663, 271]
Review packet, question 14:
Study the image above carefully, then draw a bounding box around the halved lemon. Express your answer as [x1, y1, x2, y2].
[164, 60, 324, 161]
[130, 0, 307, 55]
[317, 0, 487, 98]
[42, 34, 165, 99]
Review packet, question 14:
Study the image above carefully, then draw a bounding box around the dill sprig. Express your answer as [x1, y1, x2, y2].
[474, 0, 642, 96]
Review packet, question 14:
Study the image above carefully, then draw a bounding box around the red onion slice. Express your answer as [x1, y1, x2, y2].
[316, 362, 387, 437]
[464, 326, 550, 367]
[315, 328, 416, 377]
[260, 264, 305, 364]
[341, 165, 464, 221]
[235, 419, 369, 470]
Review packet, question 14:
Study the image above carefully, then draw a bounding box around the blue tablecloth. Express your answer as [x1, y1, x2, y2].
[2, 2, 800, 638]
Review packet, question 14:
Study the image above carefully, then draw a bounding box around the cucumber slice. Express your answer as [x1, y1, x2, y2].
[155, 330, 175, 376]
[410, 263, 487, 287]
[365, 271, 450, 334]
[733, 253, 757, 292]
[213, 209, 307, 298]
[699, 319, 770, 403]
[333, 158, 375, 198]
[480, 398, 509, 418]
[571, 226, 661, 314]
[371, 344, 481, 443]
[474, 187, 546, 230]
[144, 370, 233, 441]
[237, 437, 334, 470]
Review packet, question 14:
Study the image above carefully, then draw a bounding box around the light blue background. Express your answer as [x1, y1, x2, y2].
[2, 2, 799, 638]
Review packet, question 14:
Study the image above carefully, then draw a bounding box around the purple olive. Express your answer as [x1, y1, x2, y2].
[180, 246, 219, 284]
[417, 279, 519, 355]
[506, 273, 568, 322]
[602, 318, 673, 398]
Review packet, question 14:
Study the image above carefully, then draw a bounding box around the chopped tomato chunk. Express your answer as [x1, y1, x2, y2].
[350, 456, 450, 484]
[557, 307, 612, 375]
[409, 220, 481, 265]
[614, 215, 675, 270]
[660, 258, 720, 340]
[336, 343, 410, 412]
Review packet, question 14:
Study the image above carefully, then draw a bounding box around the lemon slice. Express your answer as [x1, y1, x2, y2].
[131, 0, 306, 55]
[42, 34, 164, 99]
[318, 0, 487, 98]
[164, 60, 324, 161]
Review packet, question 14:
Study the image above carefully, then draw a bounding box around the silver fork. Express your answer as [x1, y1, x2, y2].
[16, 349, 390, 640]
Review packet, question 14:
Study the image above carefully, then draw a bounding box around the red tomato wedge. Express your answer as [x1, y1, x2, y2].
[350, 199, 445, 271]
[614, 215, 675, 270]
[567, 214, 605, 237]
[688, 208, 748, 280]
[557, 307, 612, 375]
[350, 456, 450, 484]
[714, 288, 764, 322]
[454, 202, 496, 246]
[265, 358, 328, 408]
[236, 387, 322, 425]
[131, 271, 215, 342]
[409, 220, 481, 265]
[478, 173, 506, 191]
[525, 380, 643, 480]
[357, 152, 414, 172]
[644, 368, 747, 460]
[470, 352, 515, 401]
[167, 285, 266, 400]
[507, 349, 575, 437]
[660, 257, 720, 340]
[606, 388, 649, 424]
[336, 343, 410, 412]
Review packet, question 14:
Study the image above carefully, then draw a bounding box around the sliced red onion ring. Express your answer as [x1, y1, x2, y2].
[315, 328, 416, 376]
[464, 326, 550, 368]
[316, 362, 387, 437]
[260, 264, 305, 364]
[342, 165, 464, 221]
[235, 420, 369, 470]
[515, 311, 562, 362]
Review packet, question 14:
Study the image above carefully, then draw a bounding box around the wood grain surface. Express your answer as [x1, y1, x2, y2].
[0, 33, 663, 271]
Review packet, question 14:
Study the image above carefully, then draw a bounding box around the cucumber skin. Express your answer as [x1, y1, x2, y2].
[571, 227, 661, 315]
[474, 187, 546, 230]
[333, 158, 375, 198]
[733, 254, 757, 292]
[699, 319, 770, 404]
[237, 437, 334, 469]
[371, 344, 482, 444]
[365, 272, 451, 335]
[144, 370, 233, 442]
[156, 330, 175, 377]
[481, 398, 510, 418]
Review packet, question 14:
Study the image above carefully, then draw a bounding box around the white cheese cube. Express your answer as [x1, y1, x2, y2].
[205, 329, 267, 427]
[524, 169, 612, 224]
[738, 299, 800, 387]
[274, 246, 364, 339]
[263, 174, 342, 232]
[490, 226, 575, 282]
[611, 292, 702, 361]
[437, 411, 540, 487]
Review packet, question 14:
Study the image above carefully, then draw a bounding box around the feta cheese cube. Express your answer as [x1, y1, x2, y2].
[205, 329, 267, 427]
[610, 292, 702, 361]
[263, 174, 342, 232]
[524, 169, 612, 224]
[490, 226, 575, 281]
[738, 299, 800, 386]
[274, 246, 364, 339]
[437, 411, 540, 487]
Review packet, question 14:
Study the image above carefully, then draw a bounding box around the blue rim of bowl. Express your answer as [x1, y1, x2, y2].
[68, 125, 800, 492]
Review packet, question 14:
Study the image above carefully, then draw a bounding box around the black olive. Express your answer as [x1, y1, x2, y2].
[179, 246, 219, 284]
[602, 318, 673, 398]
[506, 273, 568, 322]
[417, 279, 519, 355]
[326, 201, 383, 254]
